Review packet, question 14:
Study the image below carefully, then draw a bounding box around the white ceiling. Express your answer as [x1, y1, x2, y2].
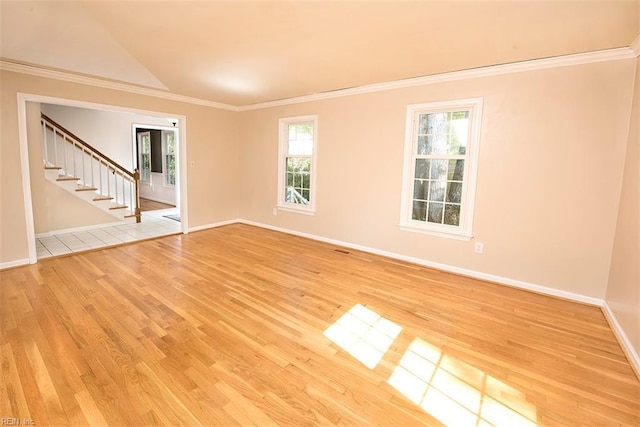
[1, 1, 638, 107]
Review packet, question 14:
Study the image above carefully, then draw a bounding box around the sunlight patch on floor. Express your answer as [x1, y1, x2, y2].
[388, 337, 537, 427]
[324, 304, 402, 369]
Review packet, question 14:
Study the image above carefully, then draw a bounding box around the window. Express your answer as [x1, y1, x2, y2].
[400, 98, 483, 240]
[138, 131, 151, 183]
[163, 130, 176, 186]
[277, 115, 318, 213]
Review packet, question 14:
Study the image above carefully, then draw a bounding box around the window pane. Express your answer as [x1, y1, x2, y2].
[166, 133, 175, 154]
[413, 180, 428, 200]
[286, 157, 311, 173]
[430, 160, 447, 180]
[427, 134, 449, 155]
[446, 182, 462, 203]
[412, 201, 427, 221]
[444, 204, 461, 226]
[415, 159, 430, 179]
[448, 111, 469, 155]
[285, 157, 311, 205]
[427, 202, 444, 223]
[417, 135, 429, 155]
[288, 123, 313, 155]
[426, 113, 447, 134]
[429, 180, 445, 201]
[166, 154, 176, 185]
[418, 114, 429, 134]
[448, 160, 464, 181]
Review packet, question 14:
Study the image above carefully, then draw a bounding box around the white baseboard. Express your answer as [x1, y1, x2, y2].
[0, 258, 31, 270]
[602, 302, 640, 378]
[188, 218, 239, 233]
[35, 220, 127, 238]
[238, 219, 604, 306]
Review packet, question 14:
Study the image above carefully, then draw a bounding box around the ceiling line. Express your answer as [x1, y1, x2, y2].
[1, 46, 636, 112]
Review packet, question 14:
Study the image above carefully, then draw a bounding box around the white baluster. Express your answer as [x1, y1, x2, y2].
[53, 128, 58, 167]
[62, 133, 67, 173]
[42, 122, 48, 166]
[90, 153, 94, 188]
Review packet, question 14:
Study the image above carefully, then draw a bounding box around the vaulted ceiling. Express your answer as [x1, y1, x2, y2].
[1, 1, 638, 106]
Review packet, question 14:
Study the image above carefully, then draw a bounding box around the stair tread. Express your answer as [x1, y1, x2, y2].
[76, 185, 98, 192]
[57, 176, 80, 181]
[109, 204, 128, 210]
[45, 166, 62, 170]
[93, 196, 113, 201]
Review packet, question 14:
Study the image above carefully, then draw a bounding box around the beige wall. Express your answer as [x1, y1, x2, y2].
[0, 70, 240, 264]
[27, 102, 117, 234]
[239, 59, 636, 299]
[606, 58, 639, 356]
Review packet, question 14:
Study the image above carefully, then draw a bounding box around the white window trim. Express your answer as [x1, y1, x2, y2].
[399, 98, 483, 240]
[277, 115, 318, 214]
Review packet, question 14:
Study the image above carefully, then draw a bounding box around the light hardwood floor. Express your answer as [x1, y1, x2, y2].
[1, 224, 638, 426]
[139, 198, 176, 212]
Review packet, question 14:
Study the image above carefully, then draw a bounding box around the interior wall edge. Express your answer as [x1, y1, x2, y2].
[236, 219, 604, 306]
[602, 301, 640, 379]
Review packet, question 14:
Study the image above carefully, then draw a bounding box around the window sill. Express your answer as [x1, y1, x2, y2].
[398, 224, 472, 241]
[277, 205, 316, 216]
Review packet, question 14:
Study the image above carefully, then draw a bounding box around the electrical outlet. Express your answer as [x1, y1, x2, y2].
[272, 208, 278, 216]
[474, 242, 484, 254]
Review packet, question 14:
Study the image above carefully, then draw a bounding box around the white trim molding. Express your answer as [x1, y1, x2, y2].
[1, 60, 238, 112]
[0, 258, 31, 271]
[187, 218, 239, 233]
[240, 48, 636, 111]
[602, 302, 640, 378]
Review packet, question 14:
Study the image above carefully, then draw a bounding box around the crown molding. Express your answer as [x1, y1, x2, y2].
[2, 46, 636, 113]
[239, 47, 636, 111]
[630, 34, 640, 57]
[0, 60, 239, 112]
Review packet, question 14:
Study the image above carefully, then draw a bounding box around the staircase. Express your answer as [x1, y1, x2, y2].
[41, 113, 141, 223]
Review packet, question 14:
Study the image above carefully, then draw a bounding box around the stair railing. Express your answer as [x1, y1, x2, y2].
[40, 113, 141, 223]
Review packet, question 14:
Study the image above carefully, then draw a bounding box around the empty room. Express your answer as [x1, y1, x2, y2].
[1, 1, 639, 425]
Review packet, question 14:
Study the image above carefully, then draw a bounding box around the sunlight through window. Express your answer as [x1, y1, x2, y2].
[388, 337, 537, 426]
[324, 304, 402, 369]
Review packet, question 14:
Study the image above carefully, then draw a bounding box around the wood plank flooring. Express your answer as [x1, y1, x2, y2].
[1, 224, 638, 426]
[139, 198, 175, 212]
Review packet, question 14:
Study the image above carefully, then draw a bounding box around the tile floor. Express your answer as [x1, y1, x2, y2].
[36, 208, 182, 259]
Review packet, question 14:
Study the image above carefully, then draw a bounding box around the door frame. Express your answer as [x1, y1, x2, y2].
[17, 92, 189, 264]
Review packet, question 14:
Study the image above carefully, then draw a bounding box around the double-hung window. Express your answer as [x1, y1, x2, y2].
[163, 130, 176, 186]
[277, 115, 318, 214]
[138, 131, 151, 183]
[400, 98, 483, 240]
